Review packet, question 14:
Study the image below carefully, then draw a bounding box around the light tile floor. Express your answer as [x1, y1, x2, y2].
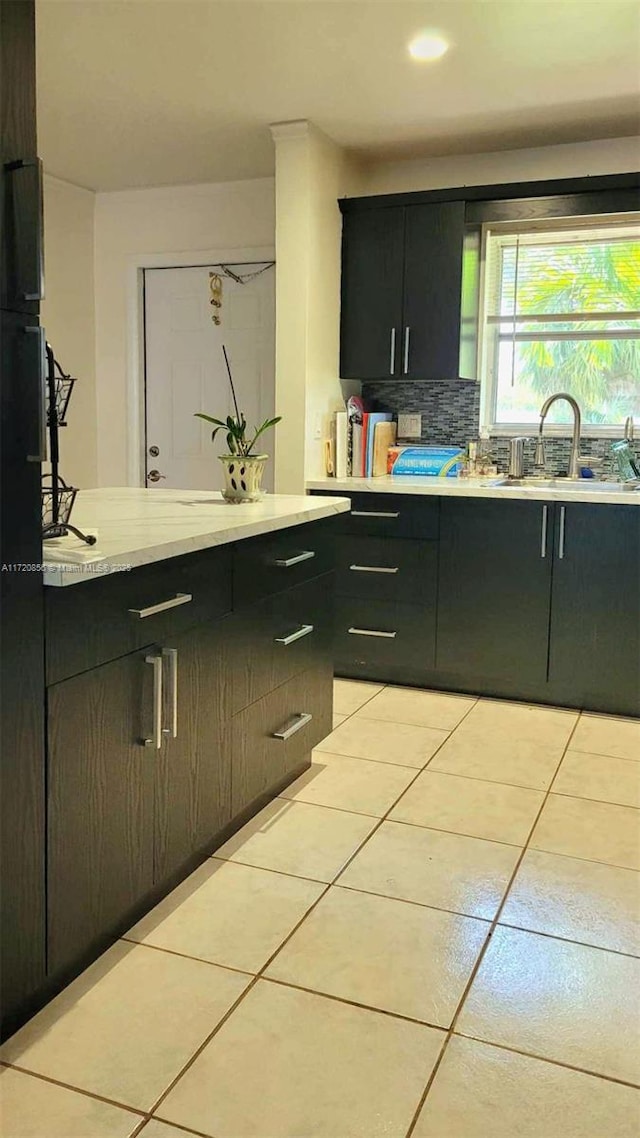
[1, 679, 639, 1137]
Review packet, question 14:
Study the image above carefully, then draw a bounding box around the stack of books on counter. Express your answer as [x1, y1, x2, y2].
[334, 398, 397, 478]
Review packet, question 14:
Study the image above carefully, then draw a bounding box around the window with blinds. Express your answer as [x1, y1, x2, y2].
[479, 216, 640, 431]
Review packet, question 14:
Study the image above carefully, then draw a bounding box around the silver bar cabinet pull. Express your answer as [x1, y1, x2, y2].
[558, 506, 566, 559]
[351, 510, 400, 519]
[274, 623, 314, 647]
[25, 325, 47, 462]
[540, 505, 548, 558]
[275, 550, 315, 568]
[129, 592, 192, 619]
[403, 326, 411, 374]
[389, 327, 396, 374]
[162, 648, 178, 738]
[349, 564, 399, 574]
[144, 653, 163, 749]
[348, 627, 397, 639]
[273, 712, 313, 740]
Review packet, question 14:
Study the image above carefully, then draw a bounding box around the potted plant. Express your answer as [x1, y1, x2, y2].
[195, 345, 281, 503]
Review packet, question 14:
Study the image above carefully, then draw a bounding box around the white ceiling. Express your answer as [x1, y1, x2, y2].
[36, 0, 640, 192]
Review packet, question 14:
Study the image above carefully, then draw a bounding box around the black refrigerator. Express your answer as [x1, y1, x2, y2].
[0, 0, 47, 1038]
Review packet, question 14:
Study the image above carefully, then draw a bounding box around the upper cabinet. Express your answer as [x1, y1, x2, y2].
[339, 199, 473, 382]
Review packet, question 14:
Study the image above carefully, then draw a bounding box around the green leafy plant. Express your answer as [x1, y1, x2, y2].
[195, 345, 281, 457]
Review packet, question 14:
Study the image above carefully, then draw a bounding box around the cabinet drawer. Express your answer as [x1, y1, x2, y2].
[46, 545, 232, 684]
[336, 536, 437, 605]
[233, 517, 336, 607]
[334, 596, 435, 684]
[228, 574, 334, 715]
[231, 663, 333, 816]
[314, 492, 439, 540]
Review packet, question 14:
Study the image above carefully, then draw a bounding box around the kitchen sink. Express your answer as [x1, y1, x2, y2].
[498, 478, 640, 493]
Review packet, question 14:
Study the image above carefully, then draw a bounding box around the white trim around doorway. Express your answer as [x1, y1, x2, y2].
[125, 245, 276, 486]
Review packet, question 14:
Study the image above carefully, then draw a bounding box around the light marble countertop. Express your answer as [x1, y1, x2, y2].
[307, 475, 640, 507]
[43, 488, 350, 587]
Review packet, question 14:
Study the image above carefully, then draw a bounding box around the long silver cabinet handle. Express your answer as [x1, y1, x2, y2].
[25, 326, 47, 462]
[403, 326, 411, 374]
[389, 327, 396, 374]
[350, 564, 399, 574]
[273, 712, 313, 740]
[128, 592, 192, 618]
[274, 623, 314, 646]
[348, 627, 397, 639]
[351, 510, 400, 519]
[274, 550, 315, 567]
[144, 653, 163, 749]
[5, 157, 45, 301]
[558, 506, 566, 560]
[540, 505, 548, 559]
[162, 648, 178, 738]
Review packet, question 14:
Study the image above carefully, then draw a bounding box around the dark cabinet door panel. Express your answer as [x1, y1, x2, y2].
[340, 207, 405, 379]
[336, 536, 437, 605]
[402, 202, 465, 380]
[233, 517, 336, 607]
[46, 545, 233, 684]
[47, 652, 155, 982]
[549, 504, 640, 716]
[437, 498, 553, 685]
[335, 596, 436, 684]
[228, 574, 334, 715]
[154, 621, 232, 887]
[231, 664, 333, 817]
[329, 492, 440, 540]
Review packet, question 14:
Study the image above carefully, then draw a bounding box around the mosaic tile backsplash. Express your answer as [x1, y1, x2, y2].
[361, 379, 614, 477]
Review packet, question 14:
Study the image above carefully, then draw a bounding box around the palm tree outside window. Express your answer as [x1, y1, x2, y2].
[479, 216, 640, 433]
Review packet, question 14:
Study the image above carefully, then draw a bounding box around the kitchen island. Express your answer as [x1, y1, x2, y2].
[42, 489, 348, 1001]
[308, 478, 640, 719]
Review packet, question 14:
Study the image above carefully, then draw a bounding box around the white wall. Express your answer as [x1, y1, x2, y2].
[93, 177, 275, 485]
[271, 121, 361, 490]
[41, 175, 98, 488]
[357, 136, 640, 196]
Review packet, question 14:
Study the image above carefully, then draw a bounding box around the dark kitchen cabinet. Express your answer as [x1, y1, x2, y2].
[153, 620, 233, 888]
[339, 206, 404, 380]
[402, 202, 466, 380]
[231, 662, 333, 817]
[548, 504, 640, 716]
[339, 200, 470, 381]
[47, 650, 156, 983]
[436, 498, 554, 685]
[1, 0, 47, 1040]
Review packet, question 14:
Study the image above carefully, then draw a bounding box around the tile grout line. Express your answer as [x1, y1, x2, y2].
[0, 1059, 148, 1120]
[450, 1031, 640, 1091]
[403, 711, 585, 1138]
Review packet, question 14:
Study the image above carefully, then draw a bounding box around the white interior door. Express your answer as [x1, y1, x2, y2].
[143, 263, 275, 490]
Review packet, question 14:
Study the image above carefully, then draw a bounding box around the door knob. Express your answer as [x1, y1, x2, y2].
[147, 469, 166, 483]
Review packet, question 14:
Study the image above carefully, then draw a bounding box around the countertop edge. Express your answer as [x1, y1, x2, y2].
[306, 477, 640, 507]
[43, 495, 351, 587]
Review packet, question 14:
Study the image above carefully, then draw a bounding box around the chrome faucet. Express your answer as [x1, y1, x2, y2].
[535, 393, 582, 479]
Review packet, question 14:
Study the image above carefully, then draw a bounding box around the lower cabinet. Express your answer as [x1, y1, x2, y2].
[45, 522, 337, 993]
[153, 619, 233, 889]
[47, 650, 155, 981]
[548, 503, 640, 715]
[231, 663, 333, 817]
[437, 497, 553, 685]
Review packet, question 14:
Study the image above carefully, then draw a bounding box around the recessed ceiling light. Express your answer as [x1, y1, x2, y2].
[408, 32, 449, 62]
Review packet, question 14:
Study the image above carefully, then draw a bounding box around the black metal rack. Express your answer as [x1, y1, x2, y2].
[41, 345, 96, 545]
